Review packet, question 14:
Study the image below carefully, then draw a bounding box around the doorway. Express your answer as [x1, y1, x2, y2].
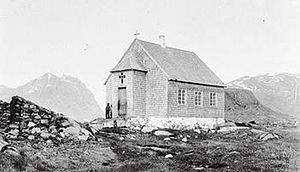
[118, 87, 127, 116]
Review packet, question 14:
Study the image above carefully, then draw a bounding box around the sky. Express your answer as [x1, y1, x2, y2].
[0, 0, 299, 109]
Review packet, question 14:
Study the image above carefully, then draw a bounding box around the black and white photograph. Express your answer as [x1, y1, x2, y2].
[0, 0, 299, 171]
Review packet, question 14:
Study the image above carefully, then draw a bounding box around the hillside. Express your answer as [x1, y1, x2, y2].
[225, 88, 296, 124]
[228, 73, 300, 119]
[0, 73, 103, 122]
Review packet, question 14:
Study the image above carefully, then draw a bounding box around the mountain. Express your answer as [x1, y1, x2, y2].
[0, 73, 104, 122]
[227, 73, 300, 119]
[225, 88, 296, 124]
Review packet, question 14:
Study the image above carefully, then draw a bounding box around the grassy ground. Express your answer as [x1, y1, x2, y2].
[0, 125, 299, 172]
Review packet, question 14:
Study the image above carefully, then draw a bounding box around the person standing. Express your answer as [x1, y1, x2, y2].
[109, 104, 113, 119]
[105, 103, 110, 119]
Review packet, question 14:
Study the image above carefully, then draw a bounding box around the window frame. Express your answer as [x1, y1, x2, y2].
[209, 92, 217, 107]
[177, 89, 186, 105]
[194, 90, 203, 106]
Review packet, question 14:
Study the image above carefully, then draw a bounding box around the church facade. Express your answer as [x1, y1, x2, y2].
[104, 38, 225, 128]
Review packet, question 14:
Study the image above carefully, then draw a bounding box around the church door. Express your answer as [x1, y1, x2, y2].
[118, 87, 127, 116]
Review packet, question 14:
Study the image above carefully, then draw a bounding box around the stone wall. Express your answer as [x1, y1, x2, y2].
[0, 96, 93, 142]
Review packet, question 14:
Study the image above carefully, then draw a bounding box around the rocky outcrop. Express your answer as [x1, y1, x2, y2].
[0, 96, 93, 143]
[225, 88, 296, 124]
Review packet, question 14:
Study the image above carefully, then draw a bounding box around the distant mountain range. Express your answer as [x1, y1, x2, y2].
[0, 73, 103, 122]
[227, 73, 300, 119]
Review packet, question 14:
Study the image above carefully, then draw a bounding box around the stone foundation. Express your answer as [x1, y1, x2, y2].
[94, 116, 225, 130]
[145, 117, 225, 129]
[128, 117, 225, 129]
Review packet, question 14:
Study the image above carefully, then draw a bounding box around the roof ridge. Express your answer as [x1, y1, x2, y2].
[136, 40, 171, 80]
[137, 39, 224, 86]
[136, 39, 195, 54]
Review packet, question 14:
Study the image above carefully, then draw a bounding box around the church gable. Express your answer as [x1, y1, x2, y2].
[111, 40, 147, 73]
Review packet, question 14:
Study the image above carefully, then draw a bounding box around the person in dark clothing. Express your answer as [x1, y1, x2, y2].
[105, 103, 110, 119]
[109, 105, 113, 119]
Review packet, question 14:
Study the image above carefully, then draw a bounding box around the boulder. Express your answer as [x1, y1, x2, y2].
[28, 122, 36, 127]
[194, 129, 201, 134]
[154, 130, 174, 136]
[41, 119, 49, 124]
[60, 120, 71, 127]
[165, 154, 173, 159]
[141, 126, 157, 133]
[40, 132, 52, 139]
[164, 138, 171, 141]
[250, 129, 267, 135]
[9, 124, 19, 129]
[28, 135, 35, 140]
[31, 127, 42, 134]
[78, 135, 89, 141]
[0, 138, 9, 151]
[8, 129, 19, 138]
[63, 127, 80, 136]
[259, 133, 280, 141]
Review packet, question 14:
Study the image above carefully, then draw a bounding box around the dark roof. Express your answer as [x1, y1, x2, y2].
[137, 39, 224, 86]
[111, 53, 147, 72]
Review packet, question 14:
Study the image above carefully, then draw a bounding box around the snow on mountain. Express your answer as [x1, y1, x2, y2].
[227, 73, 300, 119]
[0, 73, 104, 122]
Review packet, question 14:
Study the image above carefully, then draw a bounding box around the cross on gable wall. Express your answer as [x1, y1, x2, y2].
[119, 73, 126, 84]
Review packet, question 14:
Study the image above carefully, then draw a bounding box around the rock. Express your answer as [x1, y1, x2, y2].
[63, 127, 80, 136]
[154, 130, 174, 136]
[194, 129, 201, 134]
[193, 166, 205, 170]
[235, 122, 252, 127]
[8, 129, 19, 137]
[46, 139, 53, 144]
[9, 124, 19, 129]
[61, 120, 71, 127]
[260, 133, 280, 141]
[28, 122, 36, 127]
[34, 115, 41, 120]
[251, 129, 267, 135]
[23, 104, 29, 109]
[28, 135, 35, 140]
[41, 119, 49, 124]
[80, 128, 91, 136]
[182, 137, 188, 142]
[49, 126, 57, 133]
[31, 127, 41, 134]
[78, 135, 89, 141]
[40, 132, 52, 139]
[0, 138, 9, 151]
[164, 138, 171, 141]
[165, 154, 173, 159]
[141, 126, 157, 133]
[29, 105, 36, 109]
[1, 145, 20, 157]
[218, 126, 248, 133]
[119, 137, 125, 141]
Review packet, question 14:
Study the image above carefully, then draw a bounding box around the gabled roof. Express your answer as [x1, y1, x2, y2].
[111, 47, 147, 73]
[136, 39, 224, 87]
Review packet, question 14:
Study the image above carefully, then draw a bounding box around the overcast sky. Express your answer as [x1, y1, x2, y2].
[0, 0, 299, 109]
